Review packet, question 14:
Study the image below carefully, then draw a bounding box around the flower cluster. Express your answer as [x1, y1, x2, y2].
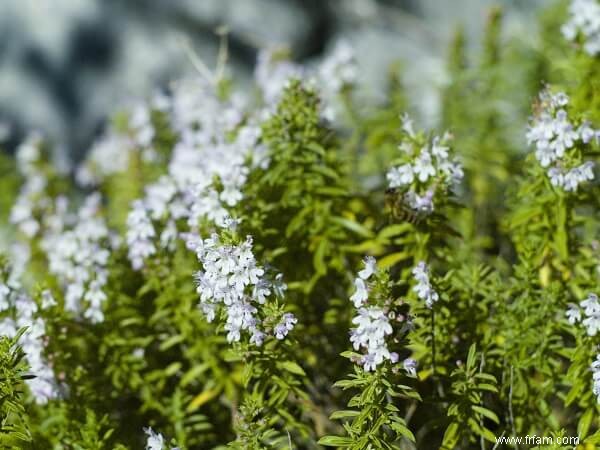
[130, 102, 156, 149]
[562, 0, 600, 56]
[348, 257, 415, 373]
[122, 77, 269, 271]
[526, 89, 598, 192]
[317, 40, 357, 121]
[76, 98, 163, 187]
[387, 114, 463, 214]
[255, 48, 304, 108]
[274, 312, 298, 340]
[126, 199, 157, 271]
[76, 131, 131, 186]
[565, 293, 600, 336]
[350, 306, 397, 371]
[41, 193, 112, 322]
[255, 43, 357, 121]
[187, 231, 294, 346]
[10, 133, 48, 237]
[0, 283, 58, 404]
[115, 47, 360, 273]
[412, 261, 439, 308]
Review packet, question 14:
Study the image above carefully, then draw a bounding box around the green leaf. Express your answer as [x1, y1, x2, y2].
[159, 334, 185, 351]
[318, 436, 354, 447]
[440, 422, 460, 450]
[471, 405, 499, 424]
[378, 251, 410, 269]
[329, 410, 360, 420]
[277, 361, 306, 376]
[577, 407, 594, 439]
[330, 216, 374, 238]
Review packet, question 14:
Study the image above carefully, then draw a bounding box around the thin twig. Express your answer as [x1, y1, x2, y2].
[215, 26, 230, 80]
[176, 35, 216, 85]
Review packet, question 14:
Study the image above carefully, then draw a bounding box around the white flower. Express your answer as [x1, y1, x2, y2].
[566, 303, 582, 324]
[350, 307, 394, 371]
[254, 49, 304, 106]
[274, 313, 298, 340]
[535, 144, 557, 168]
[548, 167, 565, 188]
[76, 131, 131, 186]
[358, 256, 377, 281]
[413, 149, 436, 182]
[144, 427, 165, 450]
[580, 293, 600, 336]
[0, 318, 17, 337]
[579, 121, 596, 143]
[387, 164, 414, 187]
[318, 40, 357, 93]
[316, 40, 357, 120]
[431, 137, 449, 159]
[412, 261, 439, 308]
[40, 290, 57, 309]
[130, 103, 155, 148]
[145, 177, 177, 220]
[126, 200, 156, 270]
[405, 190, 434, 214]
[350, 277, 369, 308]
[0, 283, 9, 311]
[401, 113, 415, 137]
[552, 110, 578, 155]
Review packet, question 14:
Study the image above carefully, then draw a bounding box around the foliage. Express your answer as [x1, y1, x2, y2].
[1, 1, 600, 449]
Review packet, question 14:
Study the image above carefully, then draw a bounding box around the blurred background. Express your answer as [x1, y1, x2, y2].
[0, 0, 545, 161]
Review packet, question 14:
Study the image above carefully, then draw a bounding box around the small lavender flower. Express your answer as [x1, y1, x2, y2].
[274, 313, 298, 340]
[412, 262, 439, 308]
[387, 164, 414, 187]
[317, 40, 357, 121]
[350, 277, 369, 308]
[403, 358, 418, 377]
[413, 149, 436, 182]
[401, 113, 415, 137]
[576, 293, 600, 336]
[358, 256, 377, 281]
[565, 303, 582, 324]
[126, 200, 156, 270]
[40, 290, 57, 309]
